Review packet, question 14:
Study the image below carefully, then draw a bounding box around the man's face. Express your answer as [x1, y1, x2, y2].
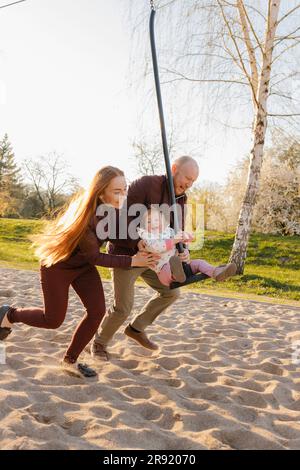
[172, 162, 199, 196]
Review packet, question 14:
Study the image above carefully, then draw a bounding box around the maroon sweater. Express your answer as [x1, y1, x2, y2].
[58, 214, 132, 269]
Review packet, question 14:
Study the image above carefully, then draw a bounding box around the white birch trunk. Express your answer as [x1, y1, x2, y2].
[230, 0, 281, 273]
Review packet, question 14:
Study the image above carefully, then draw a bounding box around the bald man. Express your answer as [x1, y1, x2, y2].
[90, 156, 199, 360]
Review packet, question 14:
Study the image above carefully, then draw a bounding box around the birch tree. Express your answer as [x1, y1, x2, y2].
[228, 0, 281, 272]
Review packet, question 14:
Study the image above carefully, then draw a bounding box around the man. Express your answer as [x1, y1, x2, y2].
[90, 156, 199, 360]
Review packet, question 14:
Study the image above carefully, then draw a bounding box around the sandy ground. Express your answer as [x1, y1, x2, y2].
[0, 267, 300, 450]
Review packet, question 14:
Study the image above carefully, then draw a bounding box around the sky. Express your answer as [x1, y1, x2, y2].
[0, 0, 269, 190]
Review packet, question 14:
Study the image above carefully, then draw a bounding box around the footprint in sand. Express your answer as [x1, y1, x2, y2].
[212, 428, 286, 450]
[231, 389, 268, 409]
[0, 289, 14, 298]
[163, 378, 182, 388]
[156, 357, 180, 371]
[134, 402, 162, 421]
[191, 371, 219, 384]
[156, 407, 179, 430]
[88, 406, 113, 420]
[119, 359, 139, 370]
[260, 361, 284, 376]
[60, 417, 88, 437]
[122, 385, 151, 400]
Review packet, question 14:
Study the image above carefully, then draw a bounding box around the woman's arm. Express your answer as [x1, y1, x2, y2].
[78, 227, 132, 268]
[78, 226, 159, 269]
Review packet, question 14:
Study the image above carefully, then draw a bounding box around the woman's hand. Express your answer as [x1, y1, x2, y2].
[131, 251, 160, 269]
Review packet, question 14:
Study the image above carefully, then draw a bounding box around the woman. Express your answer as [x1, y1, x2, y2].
[0, 166, 158, 378]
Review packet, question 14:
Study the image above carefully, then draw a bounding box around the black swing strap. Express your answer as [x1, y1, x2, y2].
[149, 5, 183, 250]
[149, 2, 209, 289]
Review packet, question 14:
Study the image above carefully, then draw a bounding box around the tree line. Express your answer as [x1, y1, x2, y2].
[0, 134, 80, 219]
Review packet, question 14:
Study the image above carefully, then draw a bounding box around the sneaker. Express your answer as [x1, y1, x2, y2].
[61, 360, 97, 378]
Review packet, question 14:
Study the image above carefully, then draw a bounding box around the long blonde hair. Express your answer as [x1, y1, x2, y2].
[33, 166, 124, 267]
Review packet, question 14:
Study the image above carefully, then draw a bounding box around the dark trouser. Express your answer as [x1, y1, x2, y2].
[8, 263, 105, 362]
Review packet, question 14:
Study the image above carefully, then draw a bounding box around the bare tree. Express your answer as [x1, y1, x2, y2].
[132, 139, 165, 176]
[131, 123, 179, 176]
[23, 152, 80, 217]
[129, 0, 300, 273]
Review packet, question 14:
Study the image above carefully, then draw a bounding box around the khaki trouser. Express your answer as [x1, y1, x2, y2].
[94, 266, 181, 348]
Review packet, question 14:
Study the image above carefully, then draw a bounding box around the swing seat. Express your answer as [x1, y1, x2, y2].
[170, 262, 209, 289]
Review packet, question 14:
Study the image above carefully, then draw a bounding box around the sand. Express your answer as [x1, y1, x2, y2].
[0, 267, 300, 450]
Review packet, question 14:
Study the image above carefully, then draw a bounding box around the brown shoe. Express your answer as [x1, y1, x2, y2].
[212, 262, 237, 282]
[90, 342, 110, 361]
[124, 325, 159, 350]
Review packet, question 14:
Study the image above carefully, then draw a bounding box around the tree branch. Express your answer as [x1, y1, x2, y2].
[217, 0, 258, 107]
[277, 4, 300, 25]
[272, 40, 300, 63]
[268, 113, 300, 117]
[160, 67, 248, 86]
[237, 0, 259, 103]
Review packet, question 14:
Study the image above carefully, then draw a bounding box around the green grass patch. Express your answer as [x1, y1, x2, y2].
[0, 218, 299, 302]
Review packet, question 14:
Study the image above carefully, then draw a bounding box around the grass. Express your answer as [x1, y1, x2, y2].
[0, 218, 299, 303]
[189, 231, 300, 303]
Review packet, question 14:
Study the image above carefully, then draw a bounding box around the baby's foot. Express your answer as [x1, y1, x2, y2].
[212, 263, 237, 281]
[169, 255, 186, 283]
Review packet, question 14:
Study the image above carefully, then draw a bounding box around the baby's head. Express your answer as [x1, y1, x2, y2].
[140, 207, 166, 235]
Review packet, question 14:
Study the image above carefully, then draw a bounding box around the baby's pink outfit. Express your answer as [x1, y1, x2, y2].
[158, 258, 215, 286]
[137, 226, 215, 287]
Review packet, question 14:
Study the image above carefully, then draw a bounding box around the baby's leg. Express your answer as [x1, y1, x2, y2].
[157, 263, 173, 287]
[190, 259, 215, 277]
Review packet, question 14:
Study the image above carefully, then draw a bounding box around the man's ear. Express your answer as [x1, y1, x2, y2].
[171, 163, 177, 174]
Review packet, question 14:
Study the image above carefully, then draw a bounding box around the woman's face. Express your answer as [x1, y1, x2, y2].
[101, 176, 127, 209]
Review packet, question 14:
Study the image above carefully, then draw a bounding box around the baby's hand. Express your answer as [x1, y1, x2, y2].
[174, 231, 195, 243]
[183, 231, 195, 242]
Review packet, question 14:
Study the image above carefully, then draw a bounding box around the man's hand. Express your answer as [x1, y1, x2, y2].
[176, 248, 190, 264]
[137, 239, 147, 252]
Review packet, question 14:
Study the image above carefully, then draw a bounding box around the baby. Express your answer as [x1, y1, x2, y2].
[137, 207, 237, 287]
